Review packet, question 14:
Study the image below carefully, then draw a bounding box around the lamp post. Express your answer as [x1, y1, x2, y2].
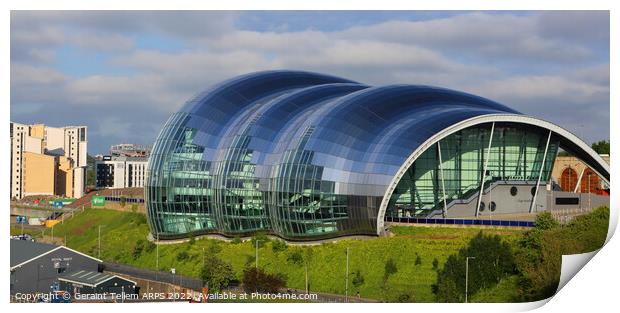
[255, 240, 262, 269]
[98, 225, 106, 259]
[465, 257, 475, 303]
[345, 247, 349, 303]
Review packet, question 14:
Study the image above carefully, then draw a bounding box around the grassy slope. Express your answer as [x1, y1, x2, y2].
[22, 209, 526, 302]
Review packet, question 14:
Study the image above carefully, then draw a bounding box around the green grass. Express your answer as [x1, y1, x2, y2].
[21, 208, 526, 302]
[469, 275, 521, 303]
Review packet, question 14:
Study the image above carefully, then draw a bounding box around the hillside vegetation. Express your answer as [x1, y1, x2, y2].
[35, 208, 527, 302]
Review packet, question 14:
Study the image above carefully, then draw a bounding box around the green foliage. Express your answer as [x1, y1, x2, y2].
[145, 240, 156, 253]
[384, 258, 398, 280]
[46, 209, 529, 302]
[245, 254, 256, 266]
[286, 250, 304, 265]
[188, 233, 196, 245]
[432, 258, 439, 270]
[177, 250, 190, 261]
[200, 254, 235, 293]
[351, 269, 365, 291]
[231, 236, 242, 244]
[591, 140, 610, 154]
[271, 239, 287, 253]
[534, 211, 560, 231]
[433, 231, 516, 302]
[131, 204, 138, 213]
[251, 233, 270, 248]
[514, 206, 609, 301]
[132, 239, 145, 260]
[119, 196, 126, 207]
[242, 267, 286, 293]
[415, 254, 422, 266]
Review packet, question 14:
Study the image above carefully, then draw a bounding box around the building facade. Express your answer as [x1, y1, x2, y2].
[145, 71, 610, 241]
[96, 156, 148, 189]
[10, 240, 102, 295]
[551, 154, 610, 195]
[10, 123, 88, 199]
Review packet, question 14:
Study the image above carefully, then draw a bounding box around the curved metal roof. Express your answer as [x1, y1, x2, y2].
[180, 70, 521, 193]
[147, 70, 609, 239]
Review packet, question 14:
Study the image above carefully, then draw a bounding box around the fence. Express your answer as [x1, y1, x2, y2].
[385, 216, 535, 227]
[102, 262, 203, 291]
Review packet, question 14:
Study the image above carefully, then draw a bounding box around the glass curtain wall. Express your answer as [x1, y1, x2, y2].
[145, 112, 216, 237]
[387, 123, 559, 218]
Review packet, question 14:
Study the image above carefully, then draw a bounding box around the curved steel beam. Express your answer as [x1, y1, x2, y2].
[377, 113, 610, 235]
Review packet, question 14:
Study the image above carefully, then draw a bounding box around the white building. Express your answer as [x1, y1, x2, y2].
[95, 156, 148, 189]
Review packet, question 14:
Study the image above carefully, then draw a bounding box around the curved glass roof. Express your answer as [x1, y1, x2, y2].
[146, 70, 527, 239]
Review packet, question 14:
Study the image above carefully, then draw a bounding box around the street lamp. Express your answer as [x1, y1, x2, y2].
[255, 239, 262, 269]
[345, 247, 349, 303]
[465, 256, 475, 303]
[98, 225, 106, 259]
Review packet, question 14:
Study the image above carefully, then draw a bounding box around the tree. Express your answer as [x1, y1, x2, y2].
[433, 232, 516, 302]
[200, 254, 235, 293]
[384, 258, 398, 281]
[242, 267, 286, 293]
[514, 206, 609, 301]
[591, 140, 610, 154]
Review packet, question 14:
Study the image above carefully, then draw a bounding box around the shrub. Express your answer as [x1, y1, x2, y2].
[351, 269, 365, 292]
[415, 254, 422, 266]
[384, 258, 398, 280]
[200, 255, 235, 293]
[251, 233, 270, 248]
[432, 258, 439, 270]
[119, 196, 126, 207]
[287, 250, 304, 265]
[132, 239, 145, 260]
[231, 236, 242, 244]
[177, 250, 190, 261]
[131, 204, 138, 213]
[271, 239, 287, 253]
[242, 267, 286, 293]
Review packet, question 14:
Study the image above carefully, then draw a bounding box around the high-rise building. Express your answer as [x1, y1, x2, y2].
[95, 156, 148, 189]
[10, 122, 87, 199]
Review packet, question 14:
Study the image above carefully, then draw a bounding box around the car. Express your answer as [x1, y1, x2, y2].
[11, 234, 34, 241]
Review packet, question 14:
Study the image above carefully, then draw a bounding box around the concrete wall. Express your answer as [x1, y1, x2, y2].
[445, 182, 609, 218]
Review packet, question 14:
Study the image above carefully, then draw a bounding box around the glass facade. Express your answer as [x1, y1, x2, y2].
[386, 123, 559, 218]
[145, 70, 571, 240]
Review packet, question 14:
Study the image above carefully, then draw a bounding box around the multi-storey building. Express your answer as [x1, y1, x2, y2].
[95, 156, 148, 189]
[10, 122, 87, 199]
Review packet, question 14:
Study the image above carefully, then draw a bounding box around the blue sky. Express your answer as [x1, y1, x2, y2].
[10, 11, 610, 154]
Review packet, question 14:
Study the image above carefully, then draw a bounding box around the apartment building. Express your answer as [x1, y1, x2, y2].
[10, 122, 87, 199]
[96, 156, 148, 189]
